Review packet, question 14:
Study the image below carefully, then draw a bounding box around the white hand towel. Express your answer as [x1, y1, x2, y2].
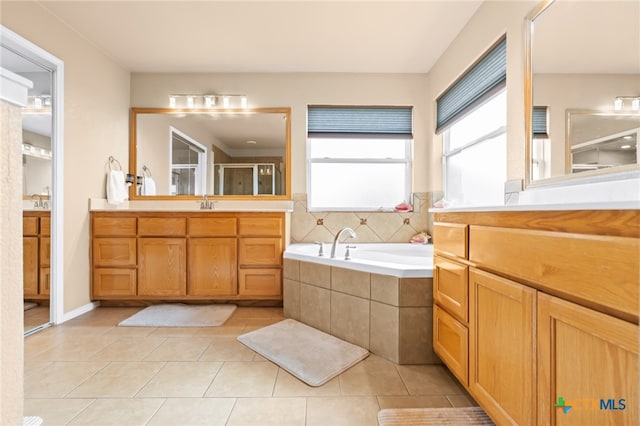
[141, 176, 157, 196]
[106, 170, 128, 205]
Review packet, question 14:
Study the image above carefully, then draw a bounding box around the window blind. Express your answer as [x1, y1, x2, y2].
[436, 36, 507, 133]
[532, 106, 548, 138]
[308, 106, 412, 136]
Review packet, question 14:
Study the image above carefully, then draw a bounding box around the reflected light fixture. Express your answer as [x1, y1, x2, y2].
[167, 94, 249, 109]
[169, 96, 176, 108]
[222, 96, 230, 108]
[240, 96, 247, 108]
[187, 96, 194, 108]
[614, 96, 640, 111]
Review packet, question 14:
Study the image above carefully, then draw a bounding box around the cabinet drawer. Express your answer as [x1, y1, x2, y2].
[239, 238, 283, 266]
[41, 216, 51, 236]
[23, 217, 39, 236]
[189, 217, 236, 236]
[93, 268, 136, 297]
[93, 216, 137, 236]
[139, 217, 186, 236]
[239, 268, 282, 297]
[238, 216, 283, 236]
[434, 305, 468, 386]
[93, 238, 136, 267]
[434, 256, 468, 322]
[434, 222, 468, 259]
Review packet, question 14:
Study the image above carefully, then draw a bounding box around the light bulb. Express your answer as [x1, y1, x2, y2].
[223, 96, 230, 108]
[204, 96, 213, 108]
[240, 96, 247, 108]
[169, 97, 177, 108]
[614, 98, 623, 111]
[187, 96, 194, 108]
[34, 97, 43, 109]
[632, 98, 640, 111]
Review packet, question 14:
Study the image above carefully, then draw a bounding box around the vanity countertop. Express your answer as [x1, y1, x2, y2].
[89, 198, 294, 212]
[430, 200, 640, 213]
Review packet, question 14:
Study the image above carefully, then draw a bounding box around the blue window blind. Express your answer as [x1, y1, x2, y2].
[532, 106, 548, 138]
[308, 106, 412, 136]
[436, 36, 507, 133]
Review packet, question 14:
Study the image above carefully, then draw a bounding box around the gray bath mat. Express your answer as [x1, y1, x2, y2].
[24, 302, 38, 311]
[118, 303, 236, 327]
[237, 319, 369, 386]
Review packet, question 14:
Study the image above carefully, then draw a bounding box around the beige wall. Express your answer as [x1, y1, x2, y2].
[0, 101, 25, 426]
[428, 0, 538, 188]
[131, 73, 430, 195]
[2, 1, 131, 313]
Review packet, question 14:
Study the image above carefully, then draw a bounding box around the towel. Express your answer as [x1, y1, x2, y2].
[106, 170, 128, 205]
[141, 176, 157, 196]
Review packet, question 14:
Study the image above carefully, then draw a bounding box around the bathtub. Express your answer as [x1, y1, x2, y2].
[283, 243, 433, 278]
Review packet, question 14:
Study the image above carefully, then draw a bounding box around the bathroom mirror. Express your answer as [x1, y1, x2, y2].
[130, 107, 291, 199]
[525, 0, 640, 185]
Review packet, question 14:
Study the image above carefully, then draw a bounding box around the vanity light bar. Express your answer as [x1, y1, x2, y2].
[614, 96, 640, 111]
[168, 94, 248, 109]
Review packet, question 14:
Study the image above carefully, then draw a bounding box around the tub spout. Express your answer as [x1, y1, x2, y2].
[330, 227, 356, 258]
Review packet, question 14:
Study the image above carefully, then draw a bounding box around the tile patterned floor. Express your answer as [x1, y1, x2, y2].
[24, 306, 477, 425]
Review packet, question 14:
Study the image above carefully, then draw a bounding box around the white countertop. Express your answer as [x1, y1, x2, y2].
[430, 200, 639, 213]
[89, 198, 294, 212]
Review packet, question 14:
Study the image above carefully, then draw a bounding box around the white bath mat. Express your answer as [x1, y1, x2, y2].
[378, 407, 494, 425]
[24, 302, 38, 311]
[118, 303, 236, 327]
[237, 319, 369, 386]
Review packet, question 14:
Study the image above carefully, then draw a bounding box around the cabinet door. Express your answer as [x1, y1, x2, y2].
[23, 237, 39, 297]
[40, 236, 50, 267]
[434, 305, 468, 386]
[39, 268, 50, 296]
[469, 268, 536, 426]
[239, 268, 281, 297]
[188, 238, 237, 296]
[538, 292, 638, 426]
[138, 238, 186, 296]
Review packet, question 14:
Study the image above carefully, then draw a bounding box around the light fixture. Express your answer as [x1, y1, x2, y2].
[24, 95, 52, 113]
[187, 96, 194, 108]
[240, 96, 247, 108]
[222, 96, 230, 108]
[167, 94, 248, 109]
[623, 135, 633, 140]
[621, 145, 632, 149]
[614, 96, 640, 111]
[21, 143, 52, 159]
[204, 96, 214, 107]
[169, 96, 177, 108]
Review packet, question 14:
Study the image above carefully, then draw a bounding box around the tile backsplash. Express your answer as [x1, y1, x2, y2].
[290, 192, 435, 243]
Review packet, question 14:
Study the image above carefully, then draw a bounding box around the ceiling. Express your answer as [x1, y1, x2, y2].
[36, 0, 483, 73]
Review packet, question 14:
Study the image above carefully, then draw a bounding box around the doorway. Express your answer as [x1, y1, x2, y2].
[1, 25, 64, 335]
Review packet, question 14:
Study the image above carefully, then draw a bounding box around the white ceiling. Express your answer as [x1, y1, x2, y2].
[37, 0, 484, 73]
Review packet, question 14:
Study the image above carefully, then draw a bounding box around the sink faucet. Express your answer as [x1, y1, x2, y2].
[200, 194, 214, 210]
[31, 194, 43, 208]
[330, 227, 356, 258]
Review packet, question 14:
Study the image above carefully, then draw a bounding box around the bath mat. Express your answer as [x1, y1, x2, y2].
[237, 318, 369, 386]
[118, 303, 236, 327]
[24, 302, 38, 311]
[377, 407, 494, 425]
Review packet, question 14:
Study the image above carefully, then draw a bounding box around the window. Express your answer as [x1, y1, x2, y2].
[169, 127, 207, 195]
[437, 36, 507, 206]
[531, 106, 550, 180]
[307, 106, 412, 211]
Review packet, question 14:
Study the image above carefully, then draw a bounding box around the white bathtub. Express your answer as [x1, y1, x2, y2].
[283, 243, 433, 278]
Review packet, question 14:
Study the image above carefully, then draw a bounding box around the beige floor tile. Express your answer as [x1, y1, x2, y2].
[24, 361, 108, 398]
[377, 395, 453, 409]
[149, 327, 208, 337]
[36, 335, 120, 361]
[396, 365, 463, 395]
[67, 398, 165, 425]
[89, 336, 167, 361]
[103, 326, 157, 337]
[69, 307, 144, 325]
[225, 317, 284, 328]
[24, 359, 54, 377]
[65, 361, 165, 398]
[230, 307, 283, 319]
[147, 398, 235, 426]
[226, 397, 306, 426]
[24, 398, 94, 425]
[447, 392, 480, 407]
[195, 325, 248, 337]
[144, 337, 212, 361]
[273, 369, 341, 397]
[339, 355, 408, 396]
[205, 361, 278, 397]
[136, 361, 222, 397]
[306, 396, 380, 426]
[199, 337, 256, 361]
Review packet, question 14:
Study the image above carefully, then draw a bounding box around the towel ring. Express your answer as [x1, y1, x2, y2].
[107, 156, 122, 171]
[142, 165, 153, 177]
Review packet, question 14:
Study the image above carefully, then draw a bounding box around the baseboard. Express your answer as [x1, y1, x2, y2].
[61, 301, 100, 323]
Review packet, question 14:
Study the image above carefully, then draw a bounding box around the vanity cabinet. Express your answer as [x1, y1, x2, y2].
[433, 209, 639, 426]
[90, 211, 284, 301]
[23, 212, 51, 300]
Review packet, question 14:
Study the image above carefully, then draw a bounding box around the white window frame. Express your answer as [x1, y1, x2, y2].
[169, 126, 207, 196]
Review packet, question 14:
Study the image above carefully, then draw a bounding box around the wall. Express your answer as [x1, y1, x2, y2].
[2, 1, 131, 313]
[427, 0, 539, 188]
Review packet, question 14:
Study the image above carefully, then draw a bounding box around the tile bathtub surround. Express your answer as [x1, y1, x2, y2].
[283, 259, 438, 364]
[23, 306, 476, 426]
[291, 192, 435, 243]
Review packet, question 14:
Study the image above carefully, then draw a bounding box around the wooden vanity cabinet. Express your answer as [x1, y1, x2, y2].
[90, 211, 285, 301]
[433, 210, 639, 426]
[23, 212, 50, 300]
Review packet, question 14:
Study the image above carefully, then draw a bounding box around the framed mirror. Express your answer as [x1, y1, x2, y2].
[525, 0, 640, 186]
[130, 107, 291, 199]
